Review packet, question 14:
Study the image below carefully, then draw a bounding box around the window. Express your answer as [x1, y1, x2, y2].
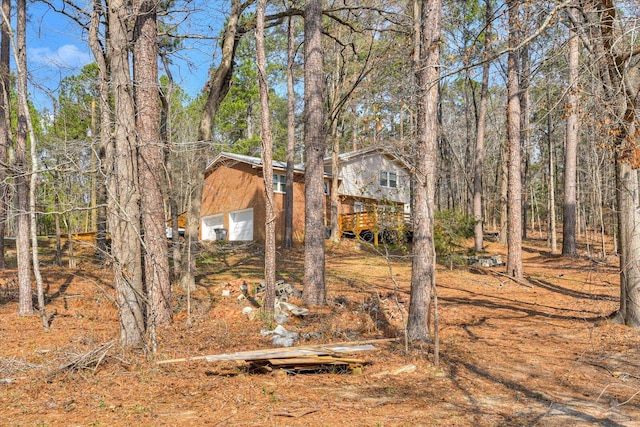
[379, 171, 397, 188]
[354, 202, 364, 213]
[273, 174, 286, 193]
[324, 181, 330, 196]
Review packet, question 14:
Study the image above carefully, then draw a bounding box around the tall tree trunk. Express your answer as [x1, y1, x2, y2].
[506, 0, 523, 278]
[54, 189, 62, 266]
[133, 0, 172, 326]
[584, 0, 640, 325]
[15, 0, 31, 315]
[0, 0, 9, 271]
[408, 0, 440, 342]
[520, 43, 530, 240]
[284, 14, 296, 249]
[159, 56, 182, 279]
[302, 0, 326, 306]
[90, 99, 98, 233]
[181, 0, 249, 291]
[615, 160, 640, 326]
[256, 0, 276, 314]
[547, 85, 558, 254]
[473, 0, 492, 252]
[14, 0, 48, 327]
[562, 14, 579, 257]
[89, 0, 110, 264]
[107, 0, 145, 347]
[499, 144, 508, 244]
[329, 119, 340, 243]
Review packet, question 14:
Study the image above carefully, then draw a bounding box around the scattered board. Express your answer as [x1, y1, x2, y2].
[156, 338, 397, 373]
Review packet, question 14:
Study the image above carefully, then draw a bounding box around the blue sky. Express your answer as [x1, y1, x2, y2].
[25, 0, 226, 110]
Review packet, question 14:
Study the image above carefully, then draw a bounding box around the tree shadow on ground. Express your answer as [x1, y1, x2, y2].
[527, 276, 618, 302]
[45, 272, 76, 304]
[442, 352, 629, 427]
[439, 293, 608, 322]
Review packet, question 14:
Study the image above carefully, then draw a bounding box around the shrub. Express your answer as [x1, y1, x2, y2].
[434, 209, 474, 257]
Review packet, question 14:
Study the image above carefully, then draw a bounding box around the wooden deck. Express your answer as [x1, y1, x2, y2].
[338, 211, 411, 245]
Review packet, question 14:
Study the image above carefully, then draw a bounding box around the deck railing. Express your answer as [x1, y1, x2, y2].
[338, 211, 411, 245]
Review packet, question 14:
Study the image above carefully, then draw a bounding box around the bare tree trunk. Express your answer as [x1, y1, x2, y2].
[107, 0, 145, 347]
[0, 0, 9, 271]
[615, 160, 640, 326]
[408, 0, 440, 342]
[54, 191, 62, 266]
[562, 14, 579, 257]
[89, 0, 110, 264]
[506, 0, 523, 279]
[15, 0, 31, 315]
[583, 0, 640, 325]
[134, 0, 172, 326]
[284, 14, 296, 249]
[520, 43, 530, 240]
[7, 0, 46, 326]
[22, 23, 47, 328]
[256, 0, 276, 314]
[329, 119, 341, 243]
[182, 0, 249, 291]
[159, 54, 182, 280]
[592, 145, 606, 257]
[499, 144, 508, 245]
[64, 216, 76, 269]
[547, 85, 557, 254]
[302, 0, 327, 306]
[90, 99, 98, 233]
[473, 0, 492, 252]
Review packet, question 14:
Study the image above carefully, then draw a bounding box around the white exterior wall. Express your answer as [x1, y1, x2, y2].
[338, 152, 410, 205]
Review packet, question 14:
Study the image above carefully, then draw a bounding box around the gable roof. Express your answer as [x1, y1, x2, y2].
[323, 146, 412, 172]
[207, 147, 411, 177]
[206, 152, 306, 174]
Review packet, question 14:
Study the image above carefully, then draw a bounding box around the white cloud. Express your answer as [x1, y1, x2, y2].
[29, 44, 92, 69]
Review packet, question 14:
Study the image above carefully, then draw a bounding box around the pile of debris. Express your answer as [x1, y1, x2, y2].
[157, 339, 396, 374]
[466, 254, 503, 267]
[236, 280, 310, 347]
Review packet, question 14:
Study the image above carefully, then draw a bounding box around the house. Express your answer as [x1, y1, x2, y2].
[199, 147, 412, 244]
[325, 146, 411, 216]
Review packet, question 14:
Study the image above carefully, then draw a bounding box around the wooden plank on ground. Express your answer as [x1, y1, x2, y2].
[156, 338, 395, 365]
[265, 356, 365, 366]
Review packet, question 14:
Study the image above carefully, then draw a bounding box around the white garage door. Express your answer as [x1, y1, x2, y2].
[229, 208, 254, 241]
[202, 214, 224, 241]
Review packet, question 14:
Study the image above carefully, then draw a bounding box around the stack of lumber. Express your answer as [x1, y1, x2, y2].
[157, 339, 396, 373]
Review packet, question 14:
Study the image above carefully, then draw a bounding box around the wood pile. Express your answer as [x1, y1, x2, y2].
[157, 339, 396, 373]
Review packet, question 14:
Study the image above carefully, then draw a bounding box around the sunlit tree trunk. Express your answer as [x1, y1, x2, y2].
[284, 14, 296, 249]
[562, 13, 579, 257]
[15, 0, 31, 315]
[107, 0, 145, 347]
[0, 0, 9, 271]
[256, 0, 276, 314]
[506, 0, 523, 279]
[499, 145, 508, 245]
[583, 0, 640, 325]
[520, 42, 530, 240]
[134, 0, 172, 326]
[408, 0, 440, 342]
[329, 119, 341, 243]
[473, 0, 492, 252]
[13, 0, 48, 327]
[89, 0, 110, 264]
[302, 0, 326, 306]
[547, 85, 557, 254]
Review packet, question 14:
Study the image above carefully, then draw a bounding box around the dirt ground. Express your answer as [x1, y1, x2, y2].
[1, 236, 640, 426]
